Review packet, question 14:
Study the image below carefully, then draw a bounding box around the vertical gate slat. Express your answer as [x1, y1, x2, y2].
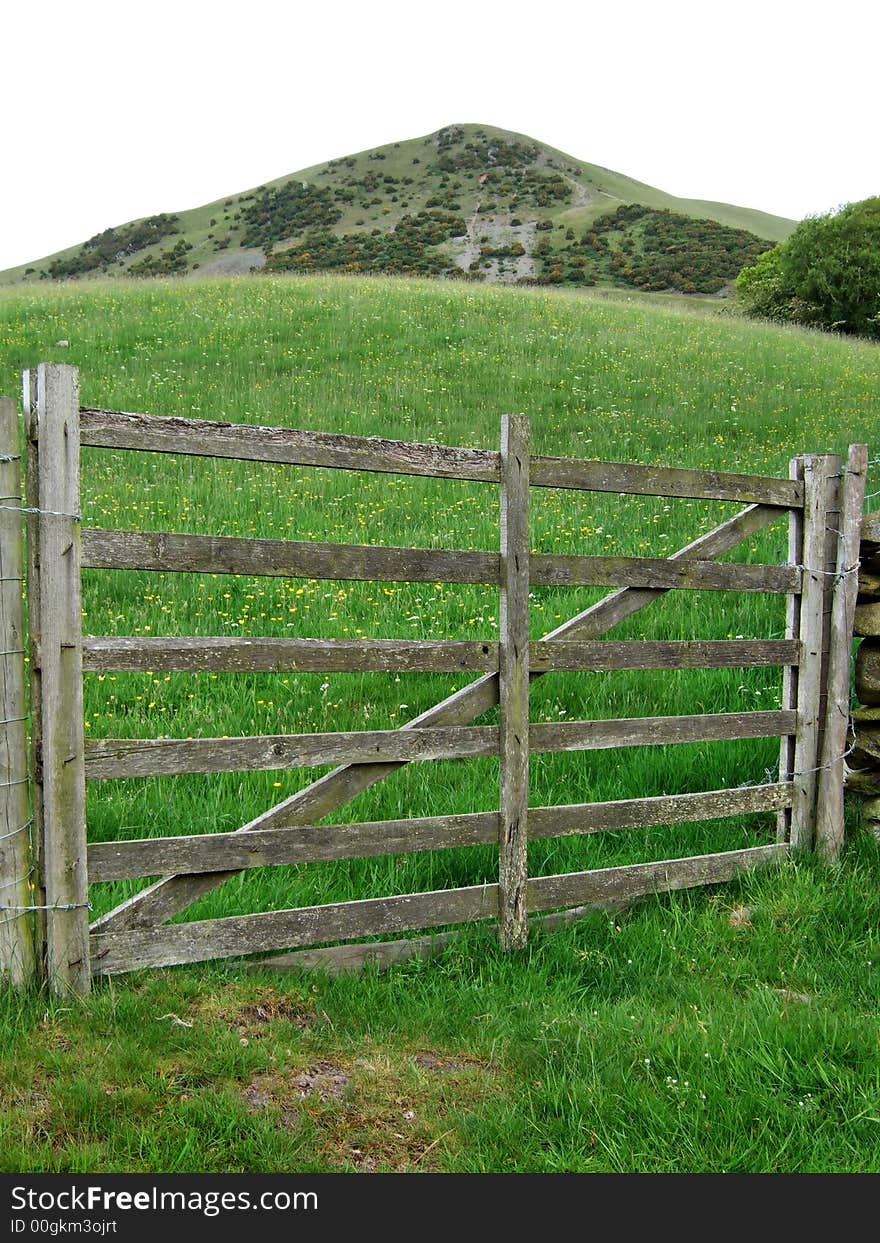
[817, 454, 843, 779]
[777, 457, 804, 844]
[816, 444, 868, 860]
[32, 364, 90, 994]
[0, 397, 35, 984]
[22, 370, 46, 972]
[498, 415, 530, 951]
[790, 455, 836, 849]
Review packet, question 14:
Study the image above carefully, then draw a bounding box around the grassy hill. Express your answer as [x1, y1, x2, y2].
[0, 124, 794, 294]
[1, 273, 878, 1174]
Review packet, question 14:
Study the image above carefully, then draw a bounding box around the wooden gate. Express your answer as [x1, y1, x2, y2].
[1, 364, 867, 992]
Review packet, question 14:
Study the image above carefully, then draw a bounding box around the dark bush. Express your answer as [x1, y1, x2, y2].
[239, 183, 342, 249]
[48, 214, 181, 279]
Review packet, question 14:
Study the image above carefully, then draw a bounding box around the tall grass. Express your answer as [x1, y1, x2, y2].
[2, 841, 879, 1172]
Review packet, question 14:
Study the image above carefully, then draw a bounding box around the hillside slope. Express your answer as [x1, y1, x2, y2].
[0, 123, 794, 293]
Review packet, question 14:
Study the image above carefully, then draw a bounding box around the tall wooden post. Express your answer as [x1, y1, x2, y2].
[28, 364, 90, 993]
[23, 370, 46, 974]
[498, 415, 530, 950]
[816, 444, 868, 860]
[777, 457, 804, 845]
[790, 455, 837, 850]
[816, 454, 843, 782]
[0, 396, 35, 985]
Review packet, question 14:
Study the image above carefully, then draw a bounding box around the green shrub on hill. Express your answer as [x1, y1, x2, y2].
[436, 125, 465, 150]
[46, 214, 181, 279]
[737, 197, 880, 338]
[476, 240, 527, 269]
[532, 205, 770, 293]
[617, 207, 770, 292]
[127, 238, 193, 277]
[431, 136, 541, 175]
[239, 182, 342, 249]
[484, 166, 572, 209]
[264, 208, 466, 277]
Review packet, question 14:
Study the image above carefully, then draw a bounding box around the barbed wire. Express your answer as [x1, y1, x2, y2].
[0, 818, 32, 844]
[0, 866, 34, 892]
[739, 734, 859, 785]
[794, 736, 859, 778]
[0, 899, 91, 928]
[794, 561, 860, 580]
[0, 503, 80, 520]
[1, 902, 90, 912]
[860, 456, 880, 503]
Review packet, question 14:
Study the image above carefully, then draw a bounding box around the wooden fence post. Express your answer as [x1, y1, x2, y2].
[498, 414, 530, 951]
[0, 396, 35, 985]
[816, 444, 868, 860]
[790, 455, 837, 850]
[777, 457, 804, 845]
[817, 454, 843, 783]
[22, 371, 46, 976]
[29, 364, 90, 994]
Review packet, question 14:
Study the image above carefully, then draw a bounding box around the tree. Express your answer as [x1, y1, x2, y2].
[735, 245, 795, 321]
[736, 197, 880, 338]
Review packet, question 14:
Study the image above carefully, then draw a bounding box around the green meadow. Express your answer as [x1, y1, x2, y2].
[0, 273, 879, 1172]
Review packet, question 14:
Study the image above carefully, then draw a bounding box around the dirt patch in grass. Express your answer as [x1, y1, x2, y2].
[412, 1051, 476, 1073]
[0, 1082, 56, 1157]
[38, 1017, 74, 1052]
[238, 997, 315, 1029]
[245, 1060, 350, 1119]
[240, 1045, 503, 1172]
[1, 1086, 52, 1125]
[294, 1061, 350, 1100]
[186, 984, 318, 1038]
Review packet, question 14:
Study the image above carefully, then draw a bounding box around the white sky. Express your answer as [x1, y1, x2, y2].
[3, 0, 878, 272]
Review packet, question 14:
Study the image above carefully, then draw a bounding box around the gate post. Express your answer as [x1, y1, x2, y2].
[26, 364, 90, 994]
[789, 454, 838, 850]
[498, 414, 530, 951]
[777, 457, 803, 845]
[0, 396, 36, 985]
[816, 444, 868, 860]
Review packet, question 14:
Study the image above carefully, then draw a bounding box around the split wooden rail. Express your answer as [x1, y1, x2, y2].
[0, 363, 867, 992]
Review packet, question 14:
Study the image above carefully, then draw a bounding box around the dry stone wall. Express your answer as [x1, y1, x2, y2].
[848, 511, 880, 832]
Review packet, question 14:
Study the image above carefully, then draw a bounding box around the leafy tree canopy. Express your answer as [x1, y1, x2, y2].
[736, 197, 880, 338]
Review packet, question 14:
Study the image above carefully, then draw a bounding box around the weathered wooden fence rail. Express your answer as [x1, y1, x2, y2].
[0, 363, 867, 992]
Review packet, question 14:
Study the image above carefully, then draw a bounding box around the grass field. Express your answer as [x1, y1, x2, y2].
[1, 273, 879, 1171]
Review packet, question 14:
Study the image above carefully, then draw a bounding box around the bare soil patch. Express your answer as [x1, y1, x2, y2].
[193, 250, 266, 277]
[240, 1045, 503, 1171]
[186, 984, 318, 1039]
